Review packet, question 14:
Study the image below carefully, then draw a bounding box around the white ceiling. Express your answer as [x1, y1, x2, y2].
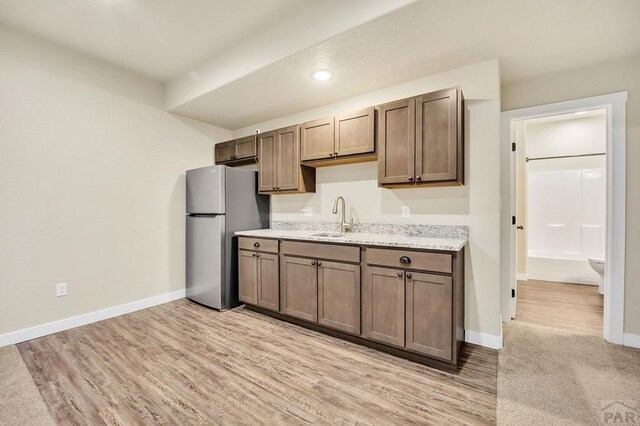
[1, 0, 639, 130]
[526, 108, 607, 125]
[170, 0, 640, 128]
[0, 0, 307, 81]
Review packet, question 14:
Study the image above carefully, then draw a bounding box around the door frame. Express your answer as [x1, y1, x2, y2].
[500, 92, 627, 344]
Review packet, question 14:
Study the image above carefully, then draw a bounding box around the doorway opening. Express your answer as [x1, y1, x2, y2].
[513, 109, 606, 335]
[500, 92, 627, 345]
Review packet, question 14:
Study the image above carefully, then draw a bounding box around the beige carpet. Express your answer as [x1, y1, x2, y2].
[498, 321, 640, 425]
[0, 345, 55, 426]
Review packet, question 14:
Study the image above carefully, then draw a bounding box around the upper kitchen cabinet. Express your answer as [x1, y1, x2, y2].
[301, 107, 376, 166]
[258, 125, 315, 194]
[215, 135, 257, 166]
[378, 88, 464, 187]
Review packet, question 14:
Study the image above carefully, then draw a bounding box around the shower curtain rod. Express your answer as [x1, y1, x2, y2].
[525, 152, 606, 162]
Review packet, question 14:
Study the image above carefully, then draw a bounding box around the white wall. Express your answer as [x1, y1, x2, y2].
[0, 25, 231, 335]
[502, 55, 640, 336]
[232, 60, 503, 339]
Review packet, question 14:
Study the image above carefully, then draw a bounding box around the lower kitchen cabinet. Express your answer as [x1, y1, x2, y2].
[317, 260, 361, 334]
[238, 250, 258, 305]
[363, 266, 406, 348]
[237, 236, 464, 370]
[238, 250, 279, 311]
[405, 272, 453, 361]
[257, 253, 279, 311]
[281, 256, 318, 322]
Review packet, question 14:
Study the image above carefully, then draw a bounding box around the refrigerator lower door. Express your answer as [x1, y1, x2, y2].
[186, 215, 224, 309]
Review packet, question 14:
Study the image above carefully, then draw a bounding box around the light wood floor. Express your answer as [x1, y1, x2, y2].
[515, 279, 604, 335]
[19, 300, 498, 425]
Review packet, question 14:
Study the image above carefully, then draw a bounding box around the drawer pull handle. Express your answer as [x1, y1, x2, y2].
[399, 256, 411, 265]
[253, 242, 260, 248]
[397, 272, 403, 278]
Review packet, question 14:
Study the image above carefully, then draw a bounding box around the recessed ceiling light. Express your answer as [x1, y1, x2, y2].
[312, 69, 333, 81]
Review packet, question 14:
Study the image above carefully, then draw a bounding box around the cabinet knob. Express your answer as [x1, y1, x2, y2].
[272, 186, 276, 190]
[399, 256, 411, 265]
[415, 176, 421, 181]
[397, 272, 403, 278]
[406, 273, 412, 279]
[253, 242, 260, 248]
[256, 253, 260, 258]
[317, 261, 322, 266]
[408, 176, 414, 181]
[334, 151, 338, 156]
[251, 253, 256, 257]
[311, 260, 316, 266]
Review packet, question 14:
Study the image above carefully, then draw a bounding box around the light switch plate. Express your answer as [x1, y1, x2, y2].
[56, 282, 67, 297]
[402, 206, 410, 218]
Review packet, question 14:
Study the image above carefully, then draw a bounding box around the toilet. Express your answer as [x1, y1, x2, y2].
[588, 258, 605, 295]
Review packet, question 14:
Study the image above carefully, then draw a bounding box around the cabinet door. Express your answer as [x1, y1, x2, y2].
[363, 266, 405, 347]
[238, 250, 258, 305]
[257, 253, 279, 312]
[281, 256, 317, 322]
[378, 98, 415, 185]
[301, 117, 334, 161]
[276, 125, 300, 191]
[406, 272, 453, 361]
[415, 89, 458, 183]
[335, 107, 375, 157]
[215, 141, 235, 164]
[235, 135, 257, 160]
[258, 131, 276, 192]
[318, 261, 360, 334]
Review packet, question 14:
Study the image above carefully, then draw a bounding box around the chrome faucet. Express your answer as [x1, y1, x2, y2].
[332, 196, 351, 234]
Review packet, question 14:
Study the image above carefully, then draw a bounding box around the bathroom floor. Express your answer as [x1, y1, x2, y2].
[515, 279, 603, 335]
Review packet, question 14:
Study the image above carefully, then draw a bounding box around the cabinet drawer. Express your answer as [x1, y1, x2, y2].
[238, 237, 279, 253]
[366, 248, 451, 274]
[282, 240, 360, 264]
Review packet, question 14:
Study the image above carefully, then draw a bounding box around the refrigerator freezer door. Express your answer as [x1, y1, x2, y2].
[186, 215, 224, 309]
[186, 166, 225, 214]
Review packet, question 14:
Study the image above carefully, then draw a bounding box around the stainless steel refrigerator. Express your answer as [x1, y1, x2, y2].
[186, 165, 269, 310]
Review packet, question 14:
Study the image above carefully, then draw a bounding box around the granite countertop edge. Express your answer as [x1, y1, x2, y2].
[234, 229, 467, 252]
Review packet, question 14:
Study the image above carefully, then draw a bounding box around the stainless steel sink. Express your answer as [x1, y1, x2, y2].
[311, 232, 345, 238]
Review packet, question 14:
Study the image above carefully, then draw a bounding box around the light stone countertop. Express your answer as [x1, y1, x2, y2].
[234, 228, 467, 252]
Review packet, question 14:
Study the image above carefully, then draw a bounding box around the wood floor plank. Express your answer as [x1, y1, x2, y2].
[18, 299, 497, 425]
[515, 279, 603, 335]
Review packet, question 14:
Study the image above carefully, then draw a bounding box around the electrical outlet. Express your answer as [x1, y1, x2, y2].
[56, 282, 67, 297]
[402, 206, 410, 218]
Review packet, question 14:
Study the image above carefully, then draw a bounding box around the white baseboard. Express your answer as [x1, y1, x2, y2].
[527, 271, 598, 286]
[623, 333, 640, 349]
[516, 273, 528, 281]
[0, 289, 186, 348]
[465, 330, 502, 349]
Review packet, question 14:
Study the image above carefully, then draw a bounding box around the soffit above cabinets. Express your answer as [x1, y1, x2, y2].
[2, 0, 638, 130]
[167, 0, 640, 129]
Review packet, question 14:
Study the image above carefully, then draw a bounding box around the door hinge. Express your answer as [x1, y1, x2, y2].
[512, 289, 516, 298]
[512, 142, 516, 152]
[512, 216, 516, 225]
